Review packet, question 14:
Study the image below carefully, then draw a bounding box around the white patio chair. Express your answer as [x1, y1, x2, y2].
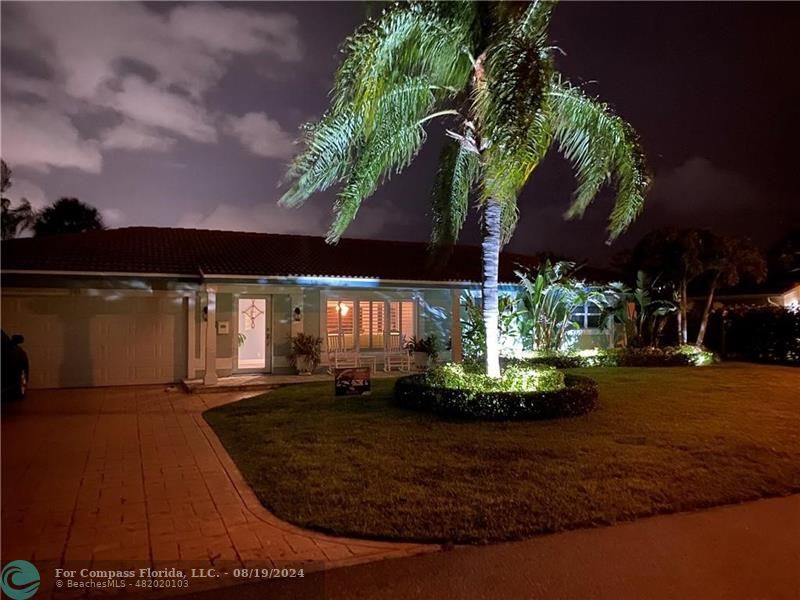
[327, 333, 359, 372]
[384, 331, 411, 372]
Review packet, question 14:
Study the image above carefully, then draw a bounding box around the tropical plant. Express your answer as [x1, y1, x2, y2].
[603, 272, 676, 347]
[33, 197, 105, 237]
[516, 260, 606, 353]
[695, 235, 766, 346]
[460, 291, 517, 362]
[404, 333, 440, 361]
[1, 160, 36, 240]
[632, 228, 707, 344]
[279, 0, 649, 377]
[288, 333, 323, 372]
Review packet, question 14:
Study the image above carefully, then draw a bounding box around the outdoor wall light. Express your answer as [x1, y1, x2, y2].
[293, 307, 302, 322]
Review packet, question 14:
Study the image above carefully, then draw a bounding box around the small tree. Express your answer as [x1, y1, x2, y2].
[695, 235, 766, 346]
[33, 198, 105, 237]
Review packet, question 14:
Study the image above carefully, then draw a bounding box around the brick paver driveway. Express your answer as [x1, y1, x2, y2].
[2, 386, 431, 593]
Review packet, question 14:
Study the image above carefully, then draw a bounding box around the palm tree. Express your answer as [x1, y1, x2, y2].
[280, 1, 649, 377]
[1, 159, 37, 240]
[695, 234, 766, 346]
[33, 197, 105, 237]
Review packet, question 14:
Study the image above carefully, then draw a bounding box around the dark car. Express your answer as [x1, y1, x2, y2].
[2, 330, 29, 399]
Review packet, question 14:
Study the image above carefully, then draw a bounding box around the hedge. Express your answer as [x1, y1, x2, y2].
[721, 306, 800, 366]
[426, 363, 564, 393]
[505, 346, 715, 369]
[394, 374, 597, 421]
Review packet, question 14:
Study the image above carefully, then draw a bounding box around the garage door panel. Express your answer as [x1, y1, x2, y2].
[1, 293, 187, 388]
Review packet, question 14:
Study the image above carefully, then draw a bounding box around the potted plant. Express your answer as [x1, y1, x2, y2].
[288, 333, 322, 375]
[405, 334, 439, 369]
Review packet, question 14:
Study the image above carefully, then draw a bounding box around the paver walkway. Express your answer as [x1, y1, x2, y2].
[1, 386, 433, 596]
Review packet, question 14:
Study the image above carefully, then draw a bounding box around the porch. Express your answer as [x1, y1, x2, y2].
[182, 370, 404, 394]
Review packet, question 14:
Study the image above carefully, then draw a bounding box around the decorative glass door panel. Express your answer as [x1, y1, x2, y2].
[237, 298, 271, 371]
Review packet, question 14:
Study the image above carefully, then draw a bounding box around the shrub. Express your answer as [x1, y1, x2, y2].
[288, 333, 322, 371]
[506, 345, 715, 369]
[404, 334, 440, 360]
[426, 363, 564, 393]
[394, 373, 597, 421]
[722, 306, 800, 366]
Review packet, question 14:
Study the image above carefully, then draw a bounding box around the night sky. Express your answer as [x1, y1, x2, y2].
[2, 2, 798, 265]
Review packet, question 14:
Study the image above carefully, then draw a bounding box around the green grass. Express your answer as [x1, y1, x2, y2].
[204, 364, 800, 543]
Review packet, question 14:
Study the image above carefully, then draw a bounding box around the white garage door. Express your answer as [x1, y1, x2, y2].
[1, 293, 187, 389]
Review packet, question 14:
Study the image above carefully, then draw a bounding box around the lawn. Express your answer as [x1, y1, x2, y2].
[204, 363, 800, 543]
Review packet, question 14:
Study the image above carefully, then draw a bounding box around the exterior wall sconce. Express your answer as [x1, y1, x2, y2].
[293, 307, 302, 322]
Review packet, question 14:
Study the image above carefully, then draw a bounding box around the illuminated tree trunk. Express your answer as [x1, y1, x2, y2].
[481, 198, 502, 378]
[696, 272, 719, 347]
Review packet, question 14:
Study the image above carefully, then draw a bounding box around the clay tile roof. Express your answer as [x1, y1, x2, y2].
[1, 227, 541, 284]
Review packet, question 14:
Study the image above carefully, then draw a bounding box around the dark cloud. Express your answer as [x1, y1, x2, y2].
[1, 1, 797, 262]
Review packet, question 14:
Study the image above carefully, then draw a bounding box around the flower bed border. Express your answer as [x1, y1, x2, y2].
[394, 374, 597, 421]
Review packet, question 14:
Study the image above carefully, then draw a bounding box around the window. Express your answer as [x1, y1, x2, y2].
[389, 301, 415, 338]
[326, 300, 354, 349]
[359, 300, 385, 350]
[572, 301, 604, 329]
[326, 298, 415, 351]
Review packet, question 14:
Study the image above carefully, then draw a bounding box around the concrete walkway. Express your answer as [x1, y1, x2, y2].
[188, 494, 800, 600]
[1, 386, 433, 596]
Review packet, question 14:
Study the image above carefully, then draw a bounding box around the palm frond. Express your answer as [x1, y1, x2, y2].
[546, 77, 650, 240]
[279, 109, 361, 207]
[326, 118, 426, 243]
[472, 0, 555, 158]
[333, 2, 475, 126]
[430, 134, 480, 247]
[282, 1, 478, 243]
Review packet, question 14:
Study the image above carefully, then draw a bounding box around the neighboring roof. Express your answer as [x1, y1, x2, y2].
[1, 227, 544, 284]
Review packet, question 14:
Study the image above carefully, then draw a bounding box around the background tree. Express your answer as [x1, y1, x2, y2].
[695, 235, 766, 346]
[280, 0, 649, 377]
[632, 228, 706, 344]
[1, 159, 36, 240]
[33, 197, 105, 237]
[769, 227, 800, 280]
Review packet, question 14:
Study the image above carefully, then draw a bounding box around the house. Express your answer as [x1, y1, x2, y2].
[2, 227, 554, 389]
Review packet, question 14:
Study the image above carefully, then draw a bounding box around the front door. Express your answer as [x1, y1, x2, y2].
[236, 297, 271, 372]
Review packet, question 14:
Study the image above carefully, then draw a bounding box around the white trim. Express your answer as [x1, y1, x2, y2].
[202, 274, 504, 287]
[203, 286, 217, 385]
[187, 295, 197, 376]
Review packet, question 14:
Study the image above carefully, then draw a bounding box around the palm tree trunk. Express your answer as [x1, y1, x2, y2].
[679, 277, 689, 344]
[481, 199, 502, 378]
[695, 272, 719, 347]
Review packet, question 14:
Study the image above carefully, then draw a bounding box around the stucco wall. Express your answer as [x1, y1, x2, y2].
[215, 293, 233, 359]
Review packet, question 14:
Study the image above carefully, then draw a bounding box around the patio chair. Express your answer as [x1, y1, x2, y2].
[327, 333, 359, 372]
[384, 331, 411, 372]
